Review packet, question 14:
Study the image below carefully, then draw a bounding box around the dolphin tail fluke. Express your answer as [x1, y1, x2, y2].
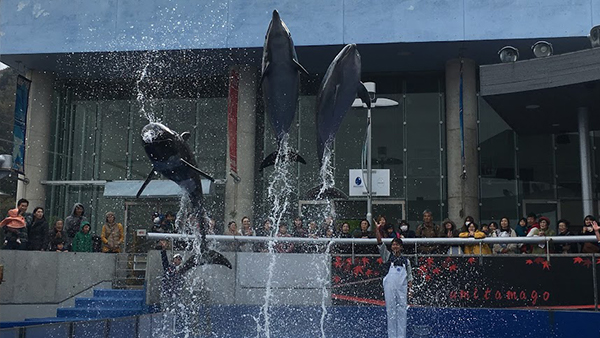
[259, 150, 307, 170]
[136, 170, 155, 198]
[358, 82, 372, 109]
[202, 249, 232, 269]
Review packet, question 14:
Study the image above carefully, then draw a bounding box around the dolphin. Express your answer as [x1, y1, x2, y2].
[260, 9, 309, 170]
[316, 44, 371, 165]
[136, 122, 232, 269]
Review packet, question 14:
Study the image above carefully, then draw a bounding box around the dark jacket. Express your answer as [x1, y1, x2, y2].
[65, 203, 87, 239]
[161, 250, 197, 297]
[27, 218, 49, 251]
[48, 228, 68, 251]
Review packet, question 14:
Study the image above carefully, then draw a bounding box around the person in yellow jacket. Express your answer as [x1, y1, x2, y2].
[459, 222, 492, 255]
[101, 211, 124, 253]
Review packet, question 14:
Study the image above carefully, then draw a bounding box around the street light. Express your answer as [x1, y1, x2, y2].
[351, 82, 399, 226]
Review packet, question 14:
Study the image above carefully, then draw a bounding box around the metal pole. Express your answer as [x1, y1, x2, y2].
[366, 107, 373, 226]
[593, 253, 598, 311]
[578, 107, 593, 217]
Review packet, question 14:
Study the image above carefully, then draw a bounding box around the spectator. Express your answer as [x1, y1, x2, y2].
[415, 210, 440, 254]
[581, 215, 599, 253]
[459, 222, 491, 255]
[555, 219, 576, 254]
[275, 223, 294, 253]
[480, 223, 490, 236]
[334, 222, 353, 254]
[65, 203, 86, 246]
[206, 218, 217, 235]
[515, 217, 529, 237]
[292, 217, 307, 238]
[1, 198, 29, 250]
[101, 212, 124, 253]
[438, 218, 461, 255]
[383, 223, 400, 239]
[27, 206, 48, 251]
[526, 213, 539, 233]
[375, 221, 412, 338]
[48, 219, 67, 251]
[459, 215, 475, 233]
[255, 219, 273, 252]
[528, 216, 555, 254]
[163, 211, 176, 233]
[352, 219, 371, 238]
[492, 217, 517, 254]
[488, 222, 499, 237]
[398, 220, 416, 254]
[224, 221, 240, 252]
[72, 221, 93, 252]
[307, 221, 321, 238]
[376, 215, 389, 238]
[150, 212, 167, 233]
[324, 227, 335, 238]
[239, 216, 255, 252]
[53, 238, 69, 252]
[338, 222, 352, 239]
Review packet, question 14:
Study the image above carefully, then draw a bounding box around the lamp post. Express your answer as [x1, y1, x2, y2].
[352, 82, 398, 226]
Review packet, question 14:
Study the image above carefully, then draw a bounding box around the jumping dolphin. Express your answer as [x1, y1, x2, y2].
[316, 44, 371, 164]
[260, 9, 309, 170]
[136, 122, 232, 269]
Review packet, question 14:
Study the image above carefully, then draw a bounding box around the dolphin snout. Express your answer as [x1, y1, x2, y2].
[272, 9, 280, 20]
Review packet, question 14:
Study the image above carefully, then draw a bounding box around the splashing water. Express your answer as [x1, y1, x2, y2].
[256, 134, 296, 338]
[318, 240, 334, 338]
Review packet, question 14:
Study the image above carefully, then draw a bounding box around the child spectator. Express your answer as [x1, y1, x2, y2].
[1, 199, 29, 250]
[53, 238, 69, 252]
[48, 220, 67, 250]
[72, 221, 93, 252]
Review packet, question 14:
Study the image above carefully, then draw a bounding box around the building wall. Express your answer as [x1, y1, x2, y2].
[1, 0, 599, 55]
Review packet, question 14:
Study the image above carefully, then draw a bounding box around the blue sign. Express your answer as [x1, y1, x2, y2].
[12, 75, 31, 174]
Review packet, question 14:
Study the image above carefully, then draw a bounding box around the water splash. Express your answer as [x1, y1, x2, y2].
[318, 240, 334, 338]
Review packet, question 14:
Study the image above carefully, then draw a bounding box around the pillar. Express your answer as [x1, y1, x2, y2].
[578, 107, 593, 217]
[446, 59, 479, 223]
[224, 66, 257, 225]
[16, 70, 54, 209]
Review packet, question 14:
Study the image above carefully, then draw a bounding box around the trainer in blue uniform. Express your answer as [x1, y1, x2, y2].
[376, 220, 413, 338]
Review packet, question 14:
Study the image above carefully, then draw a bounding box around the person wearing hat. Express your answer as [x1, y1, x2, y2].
[159, 240, 198, 311]
[376, 220, 413, 338]
[1, 199, 29, 250]
[72, 221, 93, 252]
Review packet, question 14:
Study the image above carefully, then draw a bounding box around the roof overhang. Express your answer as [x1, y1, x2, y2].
[480, 47, 600, 134]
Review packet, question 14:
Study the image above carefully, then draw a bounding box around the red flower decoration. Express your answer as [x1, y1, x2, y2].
[448, 264, 458, 272]
[525, 259, 533, 265]
[353, 265, 364, 276]
[426, 257, 435, 266]
[534, 257, 545, 264]
[467, 257, 477, 265]
[361, 257, 370, 266]
[574, 257, 584, 264]
[365, 269, 373, 277]
[332, 275, 341, 284]
[542, 261, 551, 270]
[432, 268, 441, 275]
[377, 257, 384, 265]
[333, 259, 344, 269]
[583, 259, 593, 268]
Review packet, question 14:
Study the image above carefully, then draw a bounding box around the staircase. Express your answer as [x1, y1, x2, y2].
[56, 289, 147, 319]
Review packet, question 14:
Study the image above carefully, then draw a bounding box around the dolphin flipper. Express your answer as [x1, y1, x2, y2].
[136, 170, 156, 198]
[293, 59, 309, 76]
[259, 150, 307, 171]
[357, 82, 371, 109]
[180, 158, 215, 182]
[260, 62, 271, 86]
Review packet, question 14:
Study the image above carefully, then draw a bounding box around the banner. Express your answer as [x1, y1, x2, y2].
[227, 68, 240, 176]
[12, 75, 31, 174]
[332, 254, 599, 308]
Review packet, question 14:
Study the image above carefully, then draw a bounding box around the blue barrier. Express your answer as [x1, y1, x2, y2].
[2, 306, 600, 338]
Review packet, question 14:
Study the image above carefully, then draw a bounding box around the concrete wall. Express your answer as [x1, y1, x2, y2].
[146, 250, 331, 306]
[0, 251, 116, 321]
[1, 0, 599, 54]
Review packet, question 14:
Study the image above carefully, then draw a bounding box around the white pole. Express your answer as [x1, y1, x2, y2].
[366, 107, 373, 226]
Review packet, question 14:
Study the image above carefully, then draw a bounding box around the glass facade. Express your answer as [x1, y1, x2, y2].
[48, 79, 228, 233]
[42, 71, 600, 236]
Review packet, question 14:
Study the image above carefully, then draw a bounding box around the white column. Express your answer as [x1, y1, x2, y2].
[224, 66, 257, 224]
[446, 59, 479, 223]
[578, 107, 593, 217]
[16, 71, 54, 209]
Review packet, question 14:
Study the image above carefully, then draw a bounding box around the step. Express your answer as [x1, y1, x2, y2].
[75, 297, 144, 309]
[57, 307, 142, 319]
[93, 289, 145, 299]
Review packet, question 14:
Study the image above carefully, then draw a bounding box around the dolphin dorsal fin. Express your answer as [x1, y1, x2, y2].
[181, 132, 192, 141]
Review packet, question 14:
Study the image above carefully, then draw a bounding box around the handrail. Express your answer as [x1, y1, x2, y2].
[146, 232, 599, 245]
[1, 279, 113, 305]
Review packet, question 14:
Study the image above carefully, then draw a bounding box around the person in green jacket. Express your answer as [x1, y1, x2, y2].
[72, 221, 92, 252]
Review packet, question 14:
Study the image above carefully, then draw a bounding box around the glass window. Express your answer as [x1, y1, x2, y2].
[555, 133, 581, 199]
[478, 98, 518, 222]
[98, 100, 130, 180]
[517, 134, 555, 199]
[71, 101, 97, 180]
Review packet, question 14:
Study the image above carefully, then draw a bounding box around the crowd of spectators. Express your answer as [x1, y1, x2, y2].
[0, 199, 123, 253]
[215, 210, 600, 255]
